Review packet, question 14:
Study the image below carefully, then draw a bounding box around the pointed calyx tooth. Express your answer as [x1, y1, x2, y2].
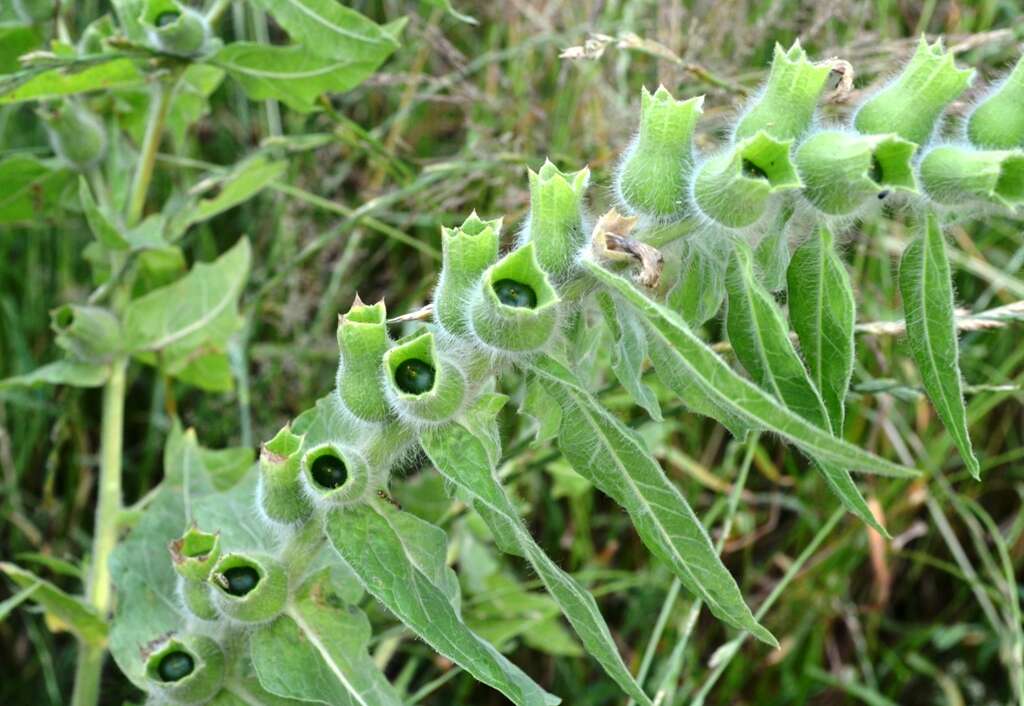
[616, 85, 703, 218]
[854, 36, 974, 145]
[734, 41, 832, 140]
[968, 54, 1024, 149]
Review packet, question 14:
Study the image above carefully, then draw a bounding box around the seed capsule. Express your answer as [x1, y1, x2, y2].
[311, 453, 348, 489]
[222, 566, 260, 596]
[395, 359, 436, 395]
[157, 651, 194, 682]
[493, 279, 537, 308]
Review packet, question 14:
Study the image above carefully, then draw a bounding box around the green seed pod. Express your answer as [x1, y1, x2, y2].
[361, 419, 416, 471]
[40, 100, 107, 171]
[50, 304, 122, 363]
[615, 86, 703, 219]
[435, 212, 503, 337]
[336, 297, 393, 423]
[169, 526, 220, 582]
[382, 330, 466, 425]
[140, 0, 210, 57]
[13, 0, 55, 23]
[967, 56, 1024, 149]
[469, 242, 561, 354]
[209, 553, 287, 623]
[300, 442, 372, 506]
[144, 634, 224, 704]
[734, 41, 831, 141]
[854, 37, 973, 145]
[259, 424, 314, 526]
[521, 160, 590, 277]
[178, 576, 218, 622]
[692, 130, 801, 228]
[918, 144, 1024, 210]
[796, 130, 918, 214]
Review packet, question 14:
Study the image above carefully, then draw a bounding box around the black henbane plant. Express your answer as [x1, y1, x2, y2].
[92, 37, 1024, 705]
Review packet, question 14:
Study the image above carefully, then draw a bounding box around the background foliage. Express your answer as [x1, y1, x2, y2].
[1, 1, 1023, 704]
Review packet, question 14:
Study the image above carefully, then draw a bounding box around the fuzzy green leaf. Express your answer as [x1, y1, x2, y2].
[0, 155, 72, 225]
[421, 422, 654, 706]
[530, 355, 776, 646]
[787, 225, 855, 432]
[325, 502, 560, 706]
[0, 360, 109, 389]
[726, 241, 885, 534]
[585, 260, 917, 478]
[0, 56, 143, 104]
[123, 237, 250, 355]
[252, 574, 402, 706]
[597, 292, 662, 421]
[79, 177, 128, 250]
[186, 157, 287, 227]
[898, 215, 980, 479]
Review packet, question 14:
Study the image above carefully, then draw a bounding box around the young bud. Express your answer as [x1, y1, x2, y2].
[469, 242, 560, 353]
[169, 526, 220, 582]
[434, 212, 502, 337]
[967, 56, 1024, 149]
[796, 130, 917, 214]
[734, 41, 831, 141]
[39, 100, 107, 171]
[141, 0, 211, 57]
[693, 130, 801, 228]
[854, 37, 973, 145]
[50, 304, 122, 363]
[336, 298, 392, 423]
[144, 634, 224, 704]
[521, 160, 590, 276]
[13, 0, 55, 23]
[615, 86, 703, 219]
[382, 330, 466, 425]
[259, 425, 314, 526]
[918, 144, 1024, 210]
[209, 553, 287, 623]
[301, 443, 371, 506]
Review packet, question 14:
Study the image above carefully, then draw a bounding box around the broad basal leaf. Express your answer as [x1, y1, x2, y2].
[213, 42, 385, 112]
[584, 260, 917, 478]
[245, 0, 400, 64]
[530, 355, 776, 646]
[899, 214, 980, 479]
[787, 225, 855, 433]
[325, 502, 561, 706]
[252, 573, 402, 706]
[726, 241, 885, 535]
[123, 237, 250, 355]
[421, 422, 655, 706]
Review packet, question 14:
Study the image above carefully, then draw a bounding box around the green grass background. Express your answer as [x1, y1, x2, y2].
[2, 1, 1023, 704]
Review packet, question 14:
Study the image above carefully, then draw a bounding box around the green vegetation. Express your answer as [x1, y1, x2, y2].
[1, 2, 1023, 705]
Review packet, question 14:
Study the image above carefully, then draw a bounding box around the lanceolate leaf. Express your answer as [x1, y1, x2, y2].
[0, 563, 107, 645]
[0, 360, 109, 389]
[245, 0, 400, 64]
[421, 423, 655, 706]
[899, 215, 980, 479]
[252, 574, 403, 706]
[597, 291, 662, 421]
[787, 225, 856, 433]
[584, 260, 917, 478]
[726, 241, 885, 535]
[0, 155, 72, 225]
[187, 156, 287, 227]
[325, 503, 560, 706]
[123, 237, 251, 355]
[0, 57, 143, 104]
[530, 355, 776, 646]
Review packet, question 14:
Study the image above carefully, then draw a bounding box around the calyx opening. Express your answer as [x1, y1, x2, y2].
[311, 452, 348, 489]
[157, 650, 194, 682]
[220, 565, 260, 596]
[492, 279, 538, 308]
[395, 359, 436, 395]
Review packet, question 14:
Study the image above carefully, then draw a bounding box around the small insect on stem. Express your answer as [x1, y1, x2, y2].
[377, 489, 402, 510]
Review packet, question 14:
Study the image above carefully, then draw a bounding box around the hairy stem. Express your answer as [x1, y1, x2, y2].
[127, 79, 173, 226]
[71, 357, 128, 706]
